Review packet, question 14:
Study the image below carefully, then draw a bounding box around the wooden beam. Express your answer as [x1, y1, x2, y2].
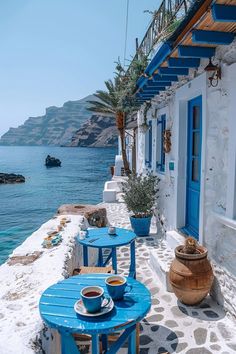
[146, 81, 172, 87]
[192, 30, 235, 45]
[158, 67, 189, 76]
[143, 84, 165, 91]
[173, 0, 212, 47]
[212, 4, 236, 22]
[152, 74, 179, 82]
[168, 58, 200, 68]
[178, 45, 215, 58]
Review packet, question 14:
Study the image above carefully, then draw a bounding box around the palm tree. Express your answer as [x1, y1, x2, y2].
[87, 77, 131, 175]
[87, 56, 148, 176]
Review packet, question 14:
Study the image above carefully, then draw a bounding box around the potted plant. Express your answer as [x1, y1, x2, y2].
[169, 237, 214, 305]
[122, 172, 159, 236]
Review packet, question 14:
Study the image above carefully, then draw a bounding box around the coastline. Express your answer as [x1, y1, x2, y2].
[0, 145, 115, 265]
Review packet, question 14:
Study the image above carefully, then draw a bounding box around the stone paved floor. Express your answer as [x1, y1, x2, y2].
[101, 202, 236, 354]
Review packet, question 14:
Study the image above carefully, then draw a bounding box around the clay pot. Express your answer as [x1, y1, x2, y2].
[169, 245, 214, 305]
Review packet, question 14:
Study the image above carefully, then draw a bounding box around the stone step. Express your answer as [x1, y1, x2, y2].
[148, 240, 174, 292]
[166, 230, 185, 248]
[148, 231, 185, 292]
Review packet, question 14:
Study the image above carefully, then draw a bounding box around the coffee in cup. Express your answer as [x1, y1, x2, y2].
[81, 286, 106, 313]
[105, 275, 131, 300]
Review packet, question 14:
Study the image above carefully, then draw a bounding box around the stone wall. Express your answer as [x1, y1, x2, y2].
[0, 214, 97, 354]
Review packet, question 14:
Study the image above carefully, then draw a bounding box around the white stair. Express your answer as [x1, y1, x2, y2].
[149, 230, 185, 292]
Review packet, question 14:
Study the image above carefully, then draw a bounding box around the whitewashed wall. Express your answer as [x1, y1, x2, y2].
[0, 215, 97, 354]
[136, 41, 236, 315]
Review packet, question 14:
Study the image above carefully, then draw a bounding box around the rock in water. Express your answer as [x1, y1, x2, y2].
[45, 155, 61, 167]
[0, 173, 25, 184]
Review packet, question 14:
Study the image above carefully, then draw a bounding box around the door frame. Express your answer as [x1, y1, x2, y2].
[184, 95, 202, 239]
[174, 73, 207, 245]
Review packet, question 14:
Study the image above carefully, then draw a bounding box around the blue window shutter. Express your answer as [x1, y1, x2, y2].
[156, 114, 166, 172]
[148, 121, 152, 167]
[160, 115, 166, 172]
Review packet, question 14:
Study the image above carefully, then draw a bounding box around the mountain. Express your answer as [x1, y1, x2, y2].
[0, 95, 117, 147]
[69, 115, 118, 148]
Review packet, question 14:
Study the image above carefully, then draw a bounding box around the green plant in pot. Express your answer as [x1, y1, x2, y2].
[122, 172, 159, 236]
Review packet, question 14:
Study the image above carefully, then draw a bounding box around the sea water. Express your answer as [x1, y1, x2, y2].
[0, 146, 116, 264]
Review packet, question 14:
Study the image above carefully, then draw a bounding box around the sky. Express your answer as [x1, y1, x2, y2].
[0, 0, 160, 136]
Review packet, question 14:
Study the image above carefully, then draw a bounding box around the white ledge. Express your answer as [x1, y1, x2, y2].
[213, 212, 236, 231]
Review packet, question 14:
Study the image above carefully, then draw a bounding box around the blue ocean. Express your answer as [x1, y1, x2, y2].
[0, 146, 116, 264]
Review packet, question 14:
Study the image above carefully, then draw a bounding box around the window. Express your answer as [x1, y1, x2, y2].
[145, 121, 152, 168]
[156, 114, 166, 173]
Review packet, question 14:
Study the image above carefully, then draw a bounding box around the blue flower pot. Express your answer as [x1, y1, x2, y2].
[130, 216, 152, 237]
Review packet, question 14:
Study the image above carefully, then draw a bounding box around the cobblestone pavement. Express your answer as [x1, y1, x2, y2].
[101, 202, 236, 354]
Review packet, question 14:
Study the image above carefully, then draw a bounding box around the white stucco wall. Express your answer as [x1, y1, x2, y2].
[136, 41, 236, 315]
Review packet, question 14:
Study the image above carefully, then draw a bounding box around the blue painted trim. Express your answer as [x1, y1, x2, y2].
[192, 30, 235, 45]
[185, 95, 202, 240]
[136, 76, 149, 90]
[168, 57, 200, 68]
[153, 74, 179, 82]
[178, 45, 215, 58]
[137, 93, 155, 98]
[139, 94, 155, 98]
[146, 81, 172, 87]
[141, 93, 158, 96]
[142, 87, 166, 92]
[148, 121, 152, 168]
[212, 4, 236, 22]
[156, 114, 166, 173]
[158, 67, 189, 75]
[145, 43, 172, 76]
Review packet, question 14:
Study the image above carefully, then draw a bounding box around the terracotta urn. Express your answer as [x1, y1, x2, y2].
[169, 245, 214, 305]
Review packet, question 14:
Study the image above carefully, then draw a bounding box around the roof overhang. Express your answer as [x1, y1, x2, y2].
[135, 0, 236, 102]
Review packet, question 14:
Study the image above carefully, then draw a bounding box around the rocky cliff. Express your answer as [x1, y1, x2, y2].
[0, 95, 117, 147]
[69, 115, 118, 148]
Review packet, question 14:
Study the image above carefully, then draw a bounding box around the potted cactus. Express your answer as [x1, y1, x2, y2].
[122, 173, 159, 236]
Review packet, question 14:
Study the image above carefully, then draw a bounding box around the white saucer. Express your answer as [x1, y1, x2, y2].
[74, 297, 114, 317]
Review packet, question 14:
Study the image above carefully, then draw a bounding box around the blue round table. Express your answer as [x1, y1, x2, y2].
[39, 274, 151, 354]
[77, 227, 136, 277]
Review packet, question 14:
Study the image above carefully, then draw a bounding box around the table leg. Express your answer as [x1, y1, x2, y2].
[128, 327, 136, 354]
[136, 323, 140, 354]
[83, 246, 88, 266]
[91, 334, 99, 354]
[101, 334, 108, 352]
[129, 240, 136, 278]
[61, 332, 80, 354]
[111, 247, 117, 274]
[98, 248, 103, 266]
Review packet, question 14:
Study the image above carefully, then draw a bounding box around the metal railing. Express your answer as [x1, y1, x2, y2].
[130, 0, 194, 65]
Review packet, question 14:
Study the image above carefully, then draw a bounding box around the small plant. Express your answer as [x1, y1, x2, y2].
[181, 237, 198, 254]
[122, 172, 160, 218]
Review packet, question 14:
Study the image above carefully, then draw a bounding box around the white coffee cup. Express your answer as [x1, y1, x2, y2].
[79, 230, 87, 240]
[108, 226, 116, 235]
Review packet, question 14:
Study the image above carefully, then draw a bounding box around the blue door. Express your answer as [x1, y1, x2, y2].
[185, 96, 202, 239]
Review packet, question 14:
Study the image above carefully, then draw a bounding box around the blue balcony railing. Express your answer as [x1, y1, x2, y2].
[131, 0, 194, 63]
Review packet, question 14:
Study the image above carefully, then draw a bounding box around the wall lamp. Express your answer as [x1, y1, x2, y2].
[204, 58, 221, 87]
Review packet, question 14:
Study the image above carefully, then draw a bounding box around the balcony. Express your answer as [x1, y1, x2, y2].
[133, 0, 194, 62]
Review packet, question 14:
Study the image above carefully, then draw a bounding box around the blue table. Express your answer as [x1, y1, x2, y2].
[39, 274, 151, 354]
[77, 227, 136, 277]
